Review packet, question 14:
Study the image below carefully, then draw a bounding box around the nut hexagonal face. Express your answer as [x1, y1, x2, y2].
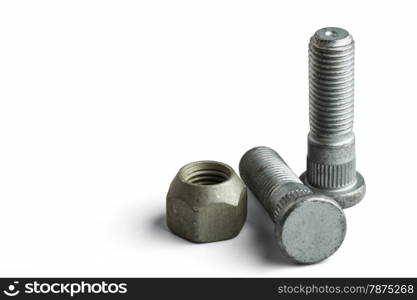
[166, 161, 247, 243]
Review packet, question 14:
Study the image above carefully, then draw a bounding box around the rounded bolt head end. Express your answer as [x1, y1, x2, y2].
[300, 171, 366, 209]
[275, 194, 347, 264]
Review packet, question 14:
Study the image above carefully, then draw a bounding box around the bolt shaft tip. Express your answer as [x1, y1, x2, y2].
[312, 27, 352, 47]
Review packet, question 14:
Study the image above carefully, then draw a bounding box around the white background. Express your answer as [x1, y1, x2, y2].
[1, 0, 416, 277]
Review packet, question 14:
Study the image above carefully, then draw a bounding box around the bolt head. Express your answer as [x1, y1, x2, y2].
[300, 171, 366, 209]
[275, 194, 347, 264]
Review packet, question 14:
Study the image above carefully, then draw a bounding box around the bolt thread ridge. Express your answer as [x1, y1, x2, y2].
[239, 147, 310, 220]
[309, 33, 355, 139]
[307, 159, 356, 189]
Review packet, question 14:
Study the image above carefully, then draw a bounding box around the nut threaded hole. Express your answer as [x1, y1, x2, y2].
[180, 161, 232, 186]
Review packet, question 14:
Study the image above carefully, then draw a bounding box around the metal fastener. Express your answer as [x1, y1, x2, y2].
[239, 146, 346, 264]
[300, 27, 366, 209]
[167, 161, 247, 243]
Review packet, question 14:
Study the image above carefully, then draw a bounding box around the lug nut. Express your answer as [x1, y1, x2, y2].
[300, 27, 366, 209]
[167, 161, 247, 243]
[239, 146, 346, 264]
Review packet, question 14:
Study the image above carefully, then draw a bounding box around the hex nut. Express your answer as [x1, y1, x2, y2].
[166, 161, 247, 243]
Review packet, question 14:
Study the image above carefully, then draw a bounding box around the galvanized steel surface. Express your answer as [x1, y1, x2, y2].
[301, 27, 366, 208]
[240, 146, 346, 264]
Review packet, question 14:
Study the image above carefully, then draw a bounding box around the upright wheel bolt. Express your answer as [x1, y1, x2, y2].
[239, 146, 346, 264]
[300, 27, 366, 208]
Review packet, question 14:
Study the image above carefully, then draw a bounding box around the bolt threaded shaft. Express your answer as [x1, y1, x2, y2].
[239, 146, 311, 222]
[302, 27, 366, 208]
[309, 28, 355, 139]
